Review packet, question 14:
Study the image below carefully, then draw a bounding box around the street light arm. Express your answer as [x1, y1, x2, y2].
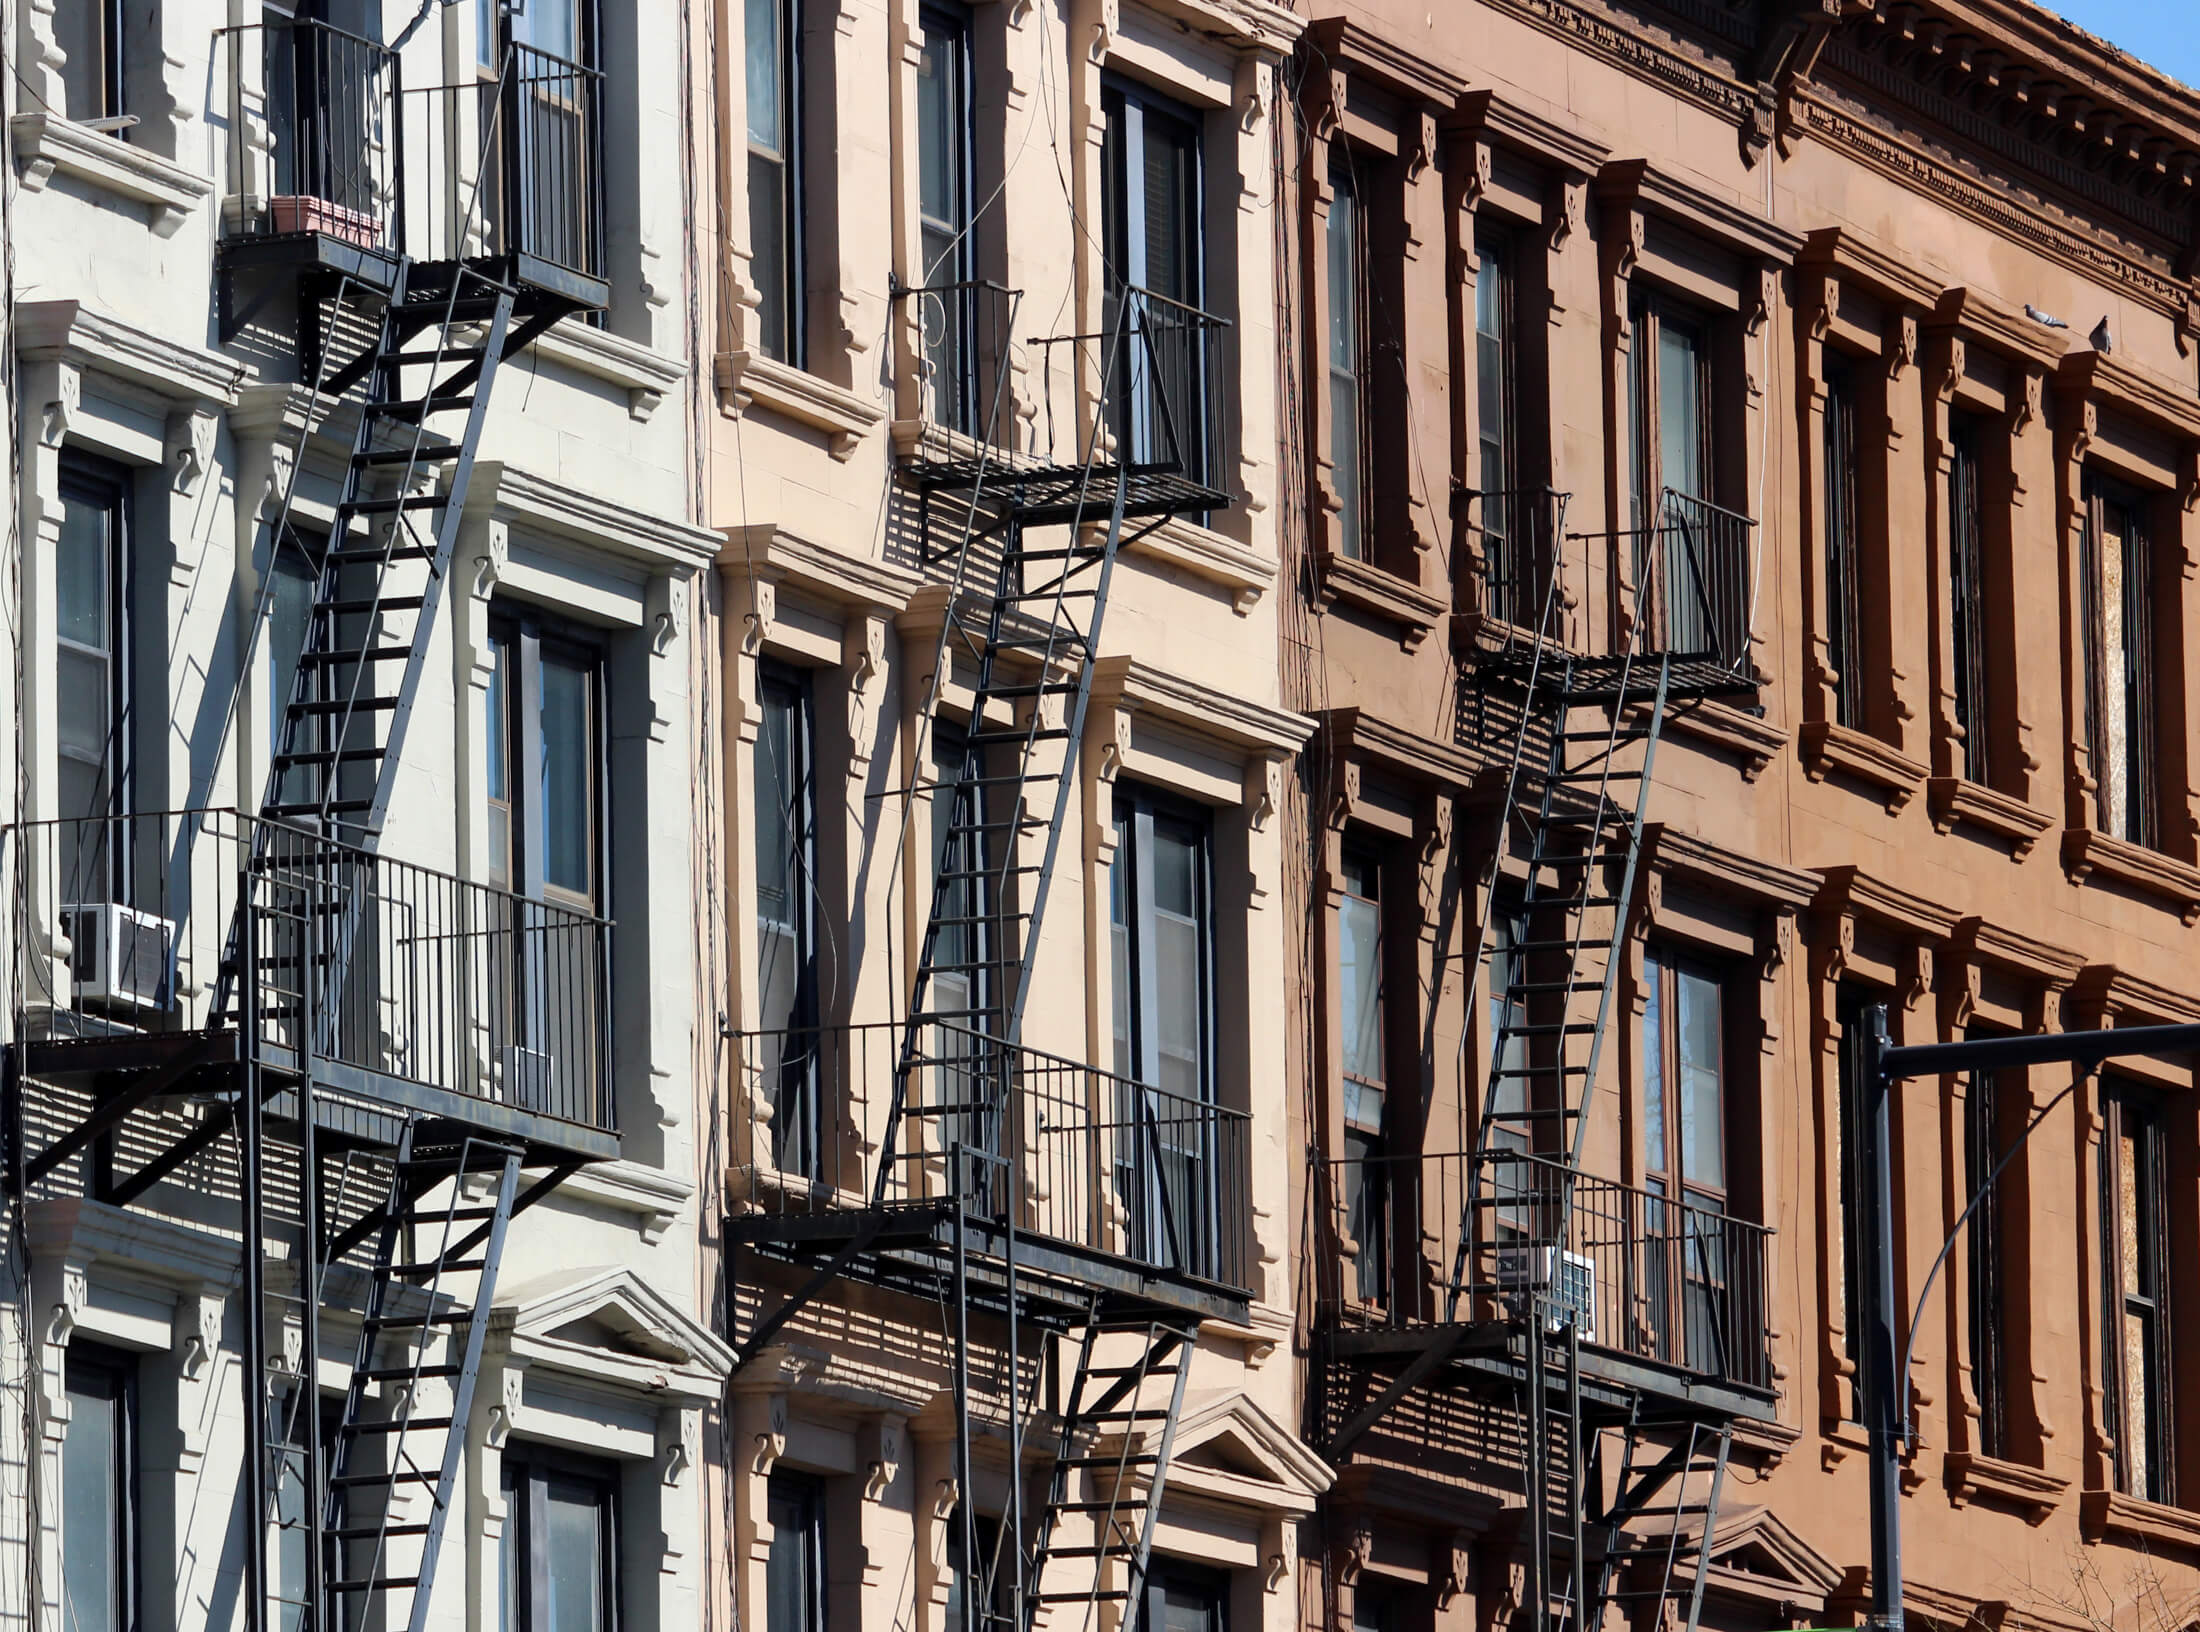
[1893, 1077, 2079, 1449]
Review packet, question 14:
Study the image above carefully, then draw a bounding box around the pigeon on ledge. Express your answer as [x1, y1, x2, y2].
[2024, 303, 2070, 329]
[2089, 317, 2114, 355]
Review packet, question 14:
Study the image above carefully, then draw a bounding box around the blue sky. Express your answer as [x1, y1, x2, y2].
[2037, 0, 2200, 91]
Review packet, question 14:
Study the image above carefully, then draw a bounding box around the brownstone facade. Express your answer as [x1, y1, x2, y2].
[1279, 0, 2200, 1626]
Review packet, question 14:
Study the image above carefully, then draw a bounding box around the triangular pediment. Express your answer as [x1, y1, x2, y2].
[1113, 1390, 1333, 1517]
[495, 1265, 734, 1383]
[1647, 1504, 1845, 1599]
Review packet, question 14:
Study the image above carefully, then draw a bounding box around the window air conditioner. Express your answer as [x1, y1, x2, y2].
[63, 902, 178, 1013]
[500, 1045, 556, 1111]
[1494, 1244, 1597, 1341]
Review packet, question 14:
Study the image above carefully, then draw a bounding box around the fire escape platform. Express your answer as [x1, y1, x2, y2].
[1471, 648, 1763, 706]
[898, 454, 1229, 527]
[728, 1200, 1252, 1329]
[218, 228, 405, 290]
[16, 1028, 620, 1168]
[1327, 1321, 1778, 1427]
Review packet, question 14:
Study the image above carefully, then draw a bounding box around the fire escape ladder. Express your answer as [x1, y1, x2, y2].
[1523, 1320, 1587, 1632]
[322, 1123, 526, 1632]
[1585, 1415, 1734, 1632]
[262, 260, 520, 843]
[1023, 1310, 1197, 1632]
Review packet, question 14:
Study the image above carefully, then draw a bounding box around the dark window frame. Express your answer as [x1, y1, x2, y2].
[765, 1473, 827, 1632]
[747, 0, 806, 367]
[1963, 1034, 2014, 1465]
[756, 661, 822, 1176]
[60, 0, 128, 126]
[1110, 782, 1221, 1276]
[2101, 1081, 2174, 1506]
[1629, 288, 1719, 524]
[1642, 948, 1735, 1375]
[2079, 472, 2163, 850]
[1821, 354, 1865, 732]
[913, 4, 977, 432]
[502, 1443, 622, 1632]
[1948, 414, 1992, 785]
[1325, 148, 1367, 561]
[1338, 845, 1388, 1303]
[1476, 224, 1529, 622]
[61, 1341, 139, 1632]
[1834, 986, 1873, 1424]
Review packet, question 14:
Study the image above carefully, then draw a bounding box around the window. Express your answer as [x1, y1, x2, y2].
[914, 5, 975, 432]
[1643, 953, 1729, 1373]
[58, 0, 126, 127]
[2101, 1084, 2172, 1505]
[62, 1344, 136, 1632]
[1339, 851, 1386, 1301]
[265, 530, 321, 810]
[1326, 156, 1365, 559]
[2080, 476, 2160, 849]
[477, 0, 602, 281]
[1477, 231, 1527, 621]
[748, 0, 804, 365]
[1822, 358, 1864, 731]
[928, 725, 996, 1175]
[1110, 788, 1218, 1274]
[1353, 1588, 1387, 1632]
[1101, 81, 1208, 482]
[1948, 416, 1991, 784]
[271, 1388, 341, 1632]
[944, 1516, 1010, 1632]
[502, 1448, 619, 1632]
[1963, 1039, 2013, 1464]
[1145, 1563, 1227, 1632]
[1630, 293, 1722, 657]
[1834, 988, 1871, 1422]
[485, 616, 608, 1118]
[1485, 911, 1533, 1236]
[756, 664, 820, 1175]
[57, 456, 131, 903]
[765, 1476, 825, 1632]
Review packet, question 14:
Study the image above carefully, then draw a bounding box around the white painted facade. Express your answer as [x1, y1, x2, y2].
[1, 8, 717, 1632]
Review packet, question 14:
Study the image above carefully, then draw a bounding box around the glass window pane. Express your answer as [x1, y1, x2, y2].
[750, 153, 788, 361]
[1658, 320, 1703, 502]
[544, 1481, 605, 1632]
[1110, 813, 1133, 1080]
[62, 1377, 119, 1632]
[539, 654, 594, 900]
[57, 650, 110, 764]
[1642, 955, 1666, 1173]
[766, 1483, 816, 1632]
[1338, 890, 1383, 1085]
[518, 0, 579, 59]
[746, 0, 783, 151]
[1153, 825, 1195, 918]
[1676, 968, 1724, 1190]
[58, 495, 111, 652]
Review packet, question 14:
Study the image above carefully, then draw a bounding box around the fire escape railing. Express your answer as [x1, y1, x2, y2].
[729, 1020, 1254, 1291]
[10, 809, 613, 1133]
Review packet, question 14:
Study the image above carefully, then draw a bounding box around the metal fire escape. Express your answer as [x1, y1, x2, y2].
[1318, 489, 1772, 1632]
[727, 282, 1244, 1632]
[7, 25, 612, 1632]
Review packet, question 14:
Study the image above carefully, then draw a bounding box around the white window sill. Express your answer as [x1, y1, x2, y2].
[12, 113, 210, 238]
[715, 350, 883, 460]
[528, 321, 686, 423]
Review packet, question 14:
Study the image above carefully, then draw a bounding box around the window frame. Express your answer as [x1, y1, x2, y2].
[1834, 986, 1873, 1424]
[1476, 224, 1528, 620]
[2101, 1081, 2174, 1506]
[1109, 783, 1221, 1275]
[485, 610, 610, 915]
[1338, 846, 1388, 1303]
[747, 0, 806, 367]
[56, 454, 132, 826]
[1821, 354, 1865, 733]
[765, 1473, 827, 1632]
[1325, 150, 1367, 561]
[912, 3, 977, 431]
[501, 1444, 622, 1632]
[1962, 1036, 2013, 1465]
[2079, 472, 2162, 850]
[1641, 948, 1732, 1374]
[61, 1341, 139, 1632]
[59, 0, 128, 126]
[1946, 413, 1991, 785]
[755, 661, 821, 1176]
[1629, 289, 1717, 523]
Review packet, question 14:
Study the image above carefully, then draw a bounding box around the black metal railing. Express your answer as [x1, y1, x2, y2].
[10, 810, 613, 1132]
[1635, 490, 1755, 669]
[1022, 286, 1231, 489]
[1463, 486, 1570, 636]
[220, 21, 400, 249]
[893, 279, 1017, 445]
[1326, 1147, 1771, 1392]
[218, 30, 605, 282]
[729, 1021, 1254, 1290]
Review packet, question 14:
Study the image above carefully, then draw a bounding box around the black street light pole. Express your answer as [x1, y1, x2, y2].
[1856, 1010, 2200, 1632]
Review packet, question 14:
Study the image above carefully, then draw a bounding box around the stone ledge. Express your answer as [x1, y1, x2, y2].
[1927, 776, 2055, 856]
[715, 350, 883, 460]
[2061, 827, 2200, 922]
[1135, 514, 1274, 615]
[2082, 1487, 2200, 1554]
[1799, 720, 1927, 811]
[530, 322, 685, 422]
[11, 114, 210, 238]
[1945, 1450, 2069, 1523]
[1315, 546, 1447, 650]
[1631, 695, 1787, 782]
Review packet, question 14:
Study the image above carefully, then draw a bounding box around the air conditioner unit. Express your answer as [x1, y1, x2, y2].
[1494, 1244, 1597, 1341]
[500, 1045, 556, 1111]
[63, 902, 178, 1013]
